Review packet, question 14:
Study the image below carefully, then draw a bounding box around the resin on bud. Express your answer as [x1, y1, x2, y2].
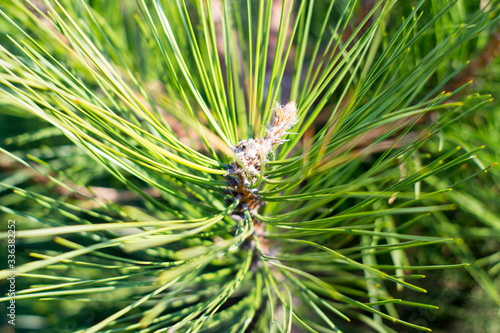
[226, 101, 299, 209]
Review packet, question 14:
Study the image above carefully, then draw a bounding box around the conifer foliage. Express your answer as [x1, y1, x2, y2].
[0, 0, 499, 332]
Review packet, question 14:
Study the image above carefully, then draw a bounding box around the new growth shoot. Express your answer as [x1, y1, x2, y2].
[227, 101, 298, 212]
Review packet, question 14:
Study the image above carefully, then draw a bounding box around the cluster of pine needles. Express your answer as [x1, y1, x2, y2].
[0, 0, 500, 332]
